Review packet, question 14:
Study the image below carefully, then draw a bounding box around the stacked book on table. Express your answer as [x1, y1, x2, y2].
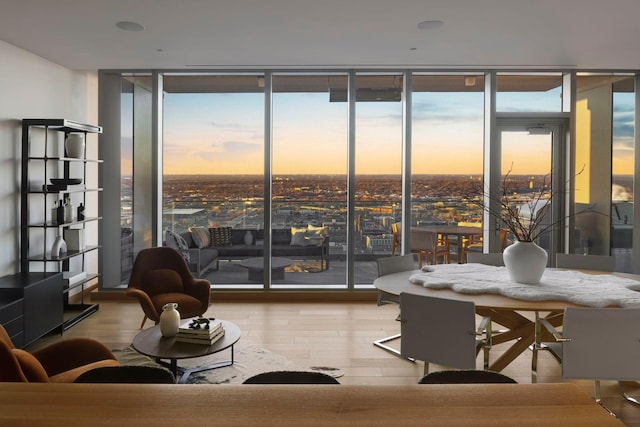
[175, 318, 225, 345]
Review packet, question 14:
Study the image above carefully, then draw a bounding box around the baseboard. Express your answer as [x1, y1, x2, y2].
[91, 289, 377, 302]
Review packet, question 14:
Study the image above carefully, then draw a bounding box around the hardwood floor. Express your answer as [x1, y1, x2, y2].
[29, 297, 640, 425]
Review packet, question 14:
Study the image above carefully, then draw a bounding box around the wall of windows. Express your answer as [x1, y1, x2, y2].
[98, 70, 639, 291]
[575, 74, 636, 271]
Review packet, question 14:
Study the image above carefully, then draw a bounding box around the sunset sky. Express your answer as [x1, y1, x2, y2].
[122, 87, 634, 176]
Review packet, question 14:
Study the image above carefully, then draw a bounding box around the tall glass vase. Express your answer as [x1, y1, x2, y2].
[503, 240, 548, 284]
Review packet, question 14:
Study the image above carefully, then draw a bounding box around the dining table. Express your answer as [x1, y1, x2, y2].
[374, 263, 640, 372]
[415, 225, 483, 263]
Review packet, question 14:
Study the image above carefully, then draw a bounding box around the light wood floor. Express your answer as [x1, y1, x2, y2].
[29, 298, 640, 425]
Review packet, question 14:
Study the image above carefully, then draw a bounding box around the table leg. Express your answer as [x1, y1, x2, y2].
[156, 345, 237, 384]
[476, 308, 563, 372]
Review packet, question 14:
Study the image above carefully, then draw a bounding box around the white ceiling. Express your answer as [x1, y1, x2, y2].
[1, 0, 639, 71]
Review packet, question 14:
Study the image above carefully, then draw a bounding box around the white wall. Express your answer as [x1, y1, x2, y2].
[0, 39, 98, 277]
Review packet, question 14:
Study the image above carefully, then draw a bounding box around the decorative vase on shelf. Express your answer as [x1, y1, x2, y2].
[243, 230, 253, 245]
[51, 234, 67, 258]
[160, 303, 180, 337]
[65, 132, 85, 158]
[503, 240, 548, 284]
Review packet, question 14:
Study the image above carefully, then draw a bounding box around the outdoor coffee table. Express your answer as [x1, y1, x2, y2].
[240, 256, 293, 281]
[132, 319, 241, 383]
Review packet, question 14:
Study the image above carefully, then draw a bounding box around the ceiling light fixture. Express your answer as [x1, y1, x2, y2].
[116, 21, 145, 32]
[417, 20, 444, 30]
[464, 76, 477, 87]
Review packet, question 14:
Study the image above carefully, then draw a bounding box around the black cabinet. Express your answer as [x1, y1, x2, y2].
[0, 273, 63, 347]
[21, 119, 102, 331]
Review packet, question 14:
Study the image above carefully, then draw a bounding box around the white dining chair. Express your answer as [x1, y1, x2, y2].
[466, 252, 504, 266]
[555, 254, 614, 272]
[373, 254, 418, 358]
[400, 293, 492, 375]
[532, 307, 640, 414]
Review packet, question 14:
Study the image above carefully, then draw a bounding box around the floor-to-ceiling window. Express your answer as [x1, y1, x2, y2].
[353, 73, 404, 284]
[161, 74, 265, 287]
[410, 74, 485, 264]
[271, 74, 349, 288]
[116, 74, 152, 288]
[100, 69, 640, 291]
[575, 74, 635, 271]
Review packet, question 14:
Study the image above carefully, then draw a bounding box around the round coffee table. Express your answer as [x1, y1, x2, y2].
[240, 256, 293, 281]
[132, 319, 241, 383]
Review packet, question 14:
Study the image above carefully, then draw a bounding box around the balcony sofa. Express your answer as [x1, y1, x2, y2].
[166, 226, 329, 278]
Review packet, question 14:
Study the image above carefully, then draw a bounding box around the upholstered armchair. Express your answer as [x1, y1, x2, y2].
[125, 246, 211, 328]
[0, 324, 119, 382]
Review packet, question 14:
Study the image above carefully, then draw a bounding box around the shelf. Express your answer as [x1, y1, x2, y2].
[62, 303, 99, 331]
[63, 273, 99, 294]
[21, 119, 102, 335]
[28, 216, 102, 228]
[22, 119, 103, 134]
[28, 156, 103, 163]
[29, 245, 101, 262]
[28, 188, 102, 194]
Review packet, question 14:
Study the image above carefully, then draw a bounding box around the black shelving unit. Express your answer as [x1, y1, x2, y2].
[20, 119, 103, 332]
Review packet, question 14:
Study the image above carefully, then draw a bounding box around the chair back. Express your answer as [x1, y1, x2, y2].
[376, 254, 417, 277]
[555, 254, 614, 272]
[400, 293, 478, 370]
[419, 369, 516, 384]
[243, 370, 340, 384]
[128, 247, 193, 291]
[74, 365, 176, 384]
[562, 307, 640, 380]
[410, 229, 439, 251]
[466, 252, 504, 266]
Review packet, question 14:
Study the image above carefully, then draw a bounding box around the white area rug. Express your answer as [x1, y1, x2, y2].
[113, 342, 343, 384]
[409, 263, 640, 308]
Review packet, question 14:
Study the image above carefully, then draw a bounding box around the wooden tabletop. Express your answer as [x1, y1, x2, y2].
[374, 269, 587, 312]
[132, 320, 241, 360]
[0, 382, 621, 426]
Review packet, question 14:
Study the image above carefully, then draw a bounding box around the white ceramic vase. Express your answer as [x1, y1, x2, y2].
[65, 133, 85, 158]
[159, 303, 180, 337]
[243, 230, 253, 245]
[51, 234, 67, 258]
[503, 240, 548, 284]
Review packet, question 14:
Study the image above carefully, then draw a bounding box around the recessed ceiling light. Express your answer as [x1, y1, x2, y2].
[116, 21, 145, 31]
[417, 20, 444, 30]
